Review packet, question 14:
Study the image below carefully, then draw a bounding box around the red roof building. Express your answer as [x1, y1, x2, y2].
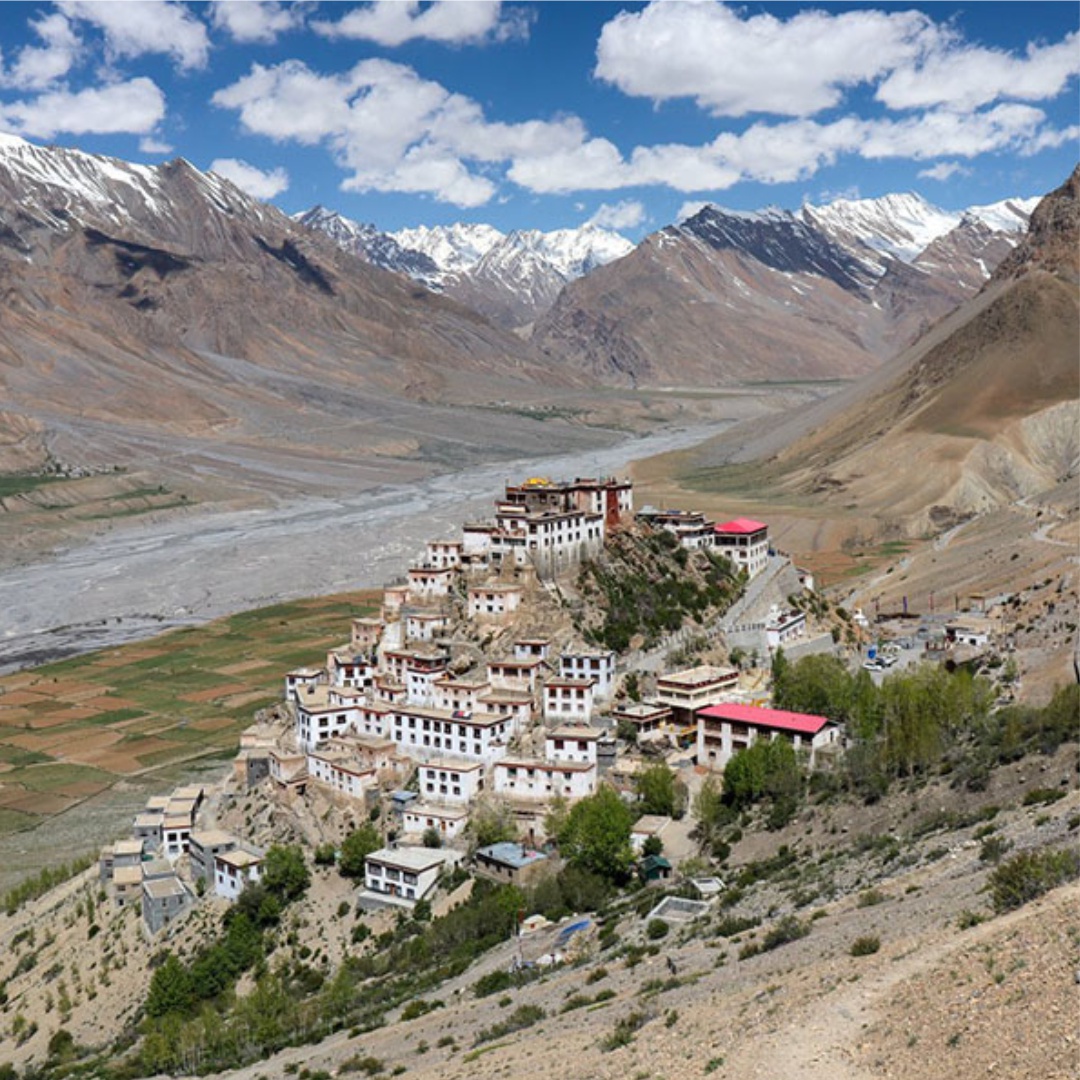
[713, 518, 769, 578]
[696, 702, 840, 770]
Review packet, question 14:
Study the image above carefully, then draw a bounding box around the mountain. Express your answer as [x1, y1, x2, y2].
[0, 135, 600, 497]
[721, 167, 1079, 534]
[293, 205, 440, 286]
[532, 192, 1036, 386]
[301, 213, 633, 329]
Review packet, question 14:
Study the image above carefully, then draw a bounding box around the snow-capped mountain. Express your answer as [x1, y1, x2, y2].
[0, 133, 555, 481]
[301, 211, 634, 328]
[534, 188, 1042, 387]
[802, 191, 1038, 268]
[293, 206, 440, 285]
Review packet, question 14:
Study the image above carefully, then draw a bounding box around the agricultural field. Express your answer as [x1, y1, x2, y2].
[0, 590, 379, 838]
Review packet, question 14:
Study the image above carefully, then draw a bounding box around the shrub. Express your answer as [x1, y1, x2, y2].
[979, 836, 1012, 865]
[850, 935, 881, 956]
[474, 1004, 545, 1045]
[339, 1056, 385, 1076]
[601, 1009, 648, 1051]
[989, 848, 1080, 914]
[645, 918, 669, 941]
[761, 915, 809, 952]
[1022, 788, 1066, 807]
[856, 888, 887, 908]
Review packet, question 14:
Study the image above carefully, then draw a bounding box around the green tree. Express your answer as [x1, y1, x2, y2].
[422, 826, 443, 849]
[633, 763, 686, 818]
[261, 845, 310, 900]
[339, 824, 381, 878]
[557, 786, 635, 883]
[146, 953, 195, 1019]
[691, 775, 735, 858]
[467, 797, 518, 851]
[773, 654, 853, 722]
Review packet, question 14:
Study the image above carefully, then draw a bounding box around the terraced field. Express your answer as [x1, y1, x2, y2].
[0, 590, 378, 837]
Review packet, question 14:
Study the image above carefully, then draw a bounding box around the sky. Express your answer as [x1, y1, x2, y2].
[0, 1, 1076, 238]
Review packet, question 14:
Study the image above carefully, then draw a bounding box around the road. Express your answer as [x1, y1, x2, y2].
[0, 422, 733, 674]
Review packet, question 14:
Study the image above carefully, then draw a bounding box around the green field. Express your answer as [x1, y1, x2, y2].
[0, 589, 379, 835]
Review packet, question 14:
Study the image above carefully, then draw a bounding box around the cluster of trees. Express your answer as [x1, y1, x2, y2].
[144, 845, 309, 1030]
[771, 651, 1004, 800]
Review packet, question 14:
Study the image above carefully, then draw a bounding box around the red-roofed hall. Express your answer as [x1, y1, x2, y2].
[713, 518, 769, 578]
[696, 702, 841, 770]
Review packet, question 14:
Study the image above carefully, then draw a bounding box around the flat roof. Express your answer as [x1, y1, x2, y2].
[658, 665, 738, 687]
[632, 815, 673, 835]
[548, 725, 602, 741]
[114, 838, 144, 855]
[613, 702, 672, 719]
[476, 842, 548, 869]
[113, 865, 143, 885]
[497, 757, 595, 773]
[420, 757, 484, 772]
[133, 813, 162, 829]
[394, 705, 509, 727]
[715, 518, 768, 534]
[142, 876, 188, 900]
[698, 702, 830, 736]
[405, 802, 469, 820]
[367, 846, 448, 873]
[544, 676, 595, 689]
[217, 849, 262, 869]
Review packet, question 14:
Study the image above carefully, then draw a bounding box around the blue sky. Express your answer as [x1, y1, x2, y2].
[0, 2, 1076, 237]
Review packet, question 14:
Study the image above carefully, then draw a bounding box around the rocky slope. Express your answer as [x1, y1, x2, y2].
[533, 193, 1036, 386]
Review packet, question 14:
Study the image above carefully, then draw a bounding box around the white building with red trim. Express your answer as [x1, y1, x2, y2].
[492, 757, 597, 802]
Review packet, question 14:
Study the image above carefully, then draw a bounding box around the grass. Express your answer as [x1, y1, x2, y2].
[0, 473, 65, 499]
[0, 589, 379, 832]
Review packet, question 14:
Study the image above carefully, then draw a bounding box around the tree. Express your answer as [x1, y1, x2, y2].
[422, 826, 442, 849]
[773, 654, 853, 722]
[633, 763, 686, 818]
[556, 786, 635, 883]
[146, 953, 195, 1018]
[261, 844, 310, 901]
[642, 834, 664, 857]
[339, 823, 381, 878]
[467, 797, 518, 851]
[691, 775, 735, 859]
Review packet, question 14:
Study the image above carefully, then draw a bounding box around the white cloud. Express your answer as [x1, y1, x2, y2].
[313, 1, 525, 47]
[586, 199, 646, 230]
[139, 134, 174, 154]
[209, 1, 307, 44]
[0, 77, 165, 138]
[878, 32, 1080, 112]
[58, 0, 210, 70]
[595, 2, 942, 117]
[676, 200, 710, 223]
[1, 12, 81, 90]
[214, 57, 579, 206]
[210, 157, 289, 199]
[917, 162, 970, 182]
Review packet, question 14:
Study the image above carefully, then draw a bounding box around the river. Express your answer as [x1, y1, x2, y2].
[0, 421, 732, 673]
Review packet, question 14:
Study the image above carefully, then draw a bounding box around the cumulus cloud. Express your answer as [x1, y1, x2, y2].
[1, 12, 81, 90]
[0, 77, 165, 138]
[58, 0, 210, 70]
[209, 1, 307, 44]
[918, 162, 970, 182]
[595, 2, 942, 117]
[878, 32, 1080, 112]
[213, 57, 581, 206]
[586, 199, 646, 230]
[139, 134, 174, 154]
[210, 157, 289, 199]
[313, 1, 526, 47]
